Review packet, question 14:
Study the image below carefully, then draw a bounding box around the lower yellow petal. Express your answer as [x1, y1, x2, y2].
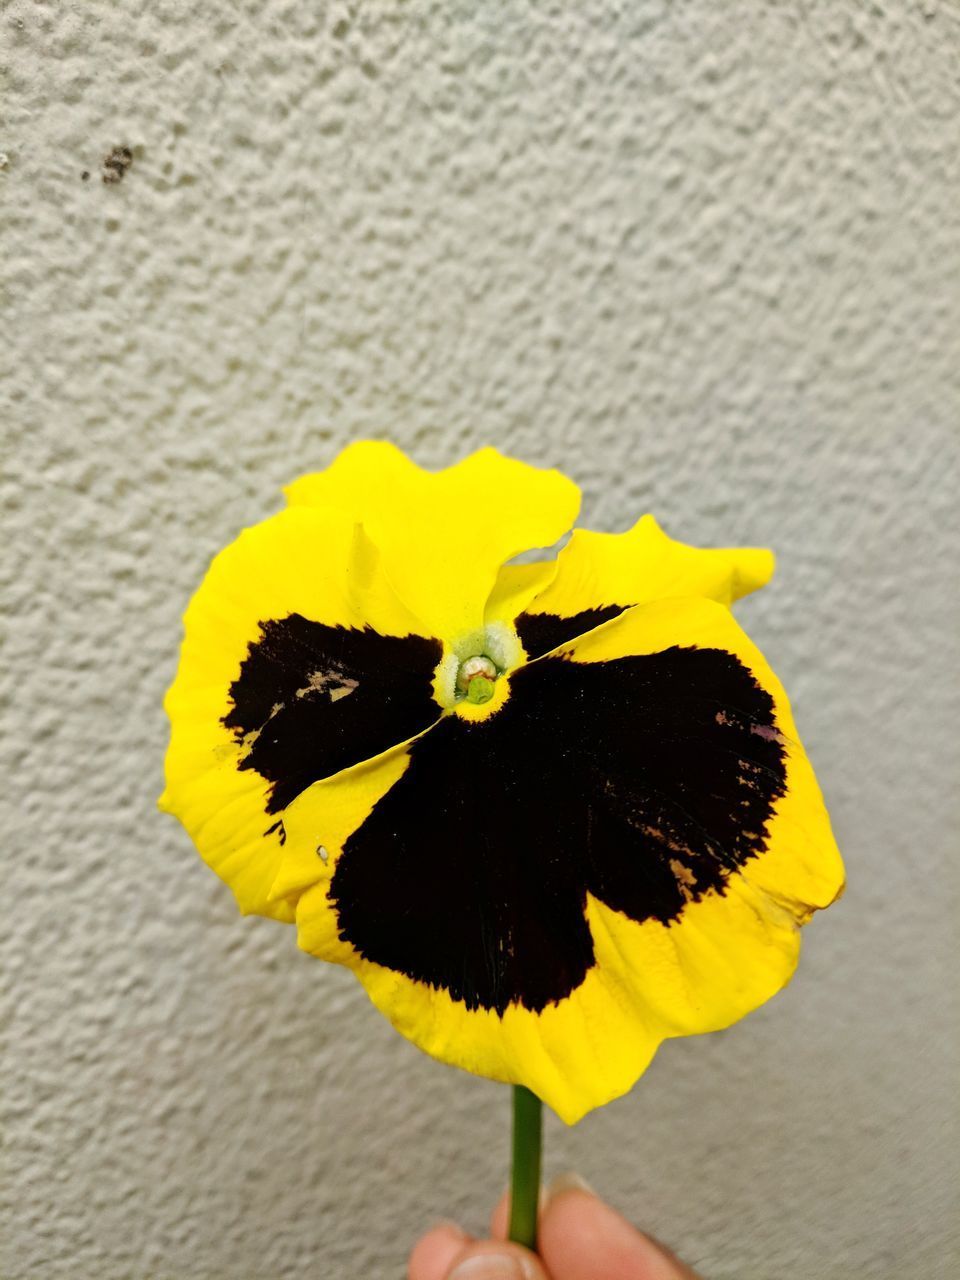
[291, 596, 842, 1123]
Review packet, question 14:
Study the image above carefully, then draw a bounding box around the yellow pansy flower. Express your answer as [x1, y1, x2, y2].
[160, 442, 843, 1124]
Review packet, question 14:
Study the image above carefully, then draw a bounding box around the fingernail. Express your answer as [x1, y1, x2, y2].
[547, 1170, 595, 1200]
[447, 1251, 532, 1279]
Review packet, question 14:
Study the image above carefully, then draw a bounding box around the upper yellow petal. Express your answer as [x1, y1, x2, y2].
[285, 442, 580, 644]
[516, 514, 774, 636]
[483, 560, 559, 630]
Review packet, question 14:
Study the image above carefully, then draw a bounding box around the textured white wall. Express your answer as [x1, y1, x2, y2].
[3, 2, 959, 1277]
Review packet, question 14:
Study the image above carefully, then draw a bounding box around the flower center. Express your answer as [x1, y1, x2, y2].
[456, 655, 498, 705]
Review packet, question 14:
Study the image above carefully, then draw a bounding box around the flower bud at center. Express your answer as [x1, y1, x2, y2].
[457, 655, 498, 704]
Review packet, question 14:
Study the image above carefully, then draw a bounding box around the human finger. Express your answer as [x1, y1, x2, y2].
[489, 1189, 510, 1240]
[539, 1177, 700, 1280]
[442, 1239, 550, 1279]
[408, 1222, 474, 1280]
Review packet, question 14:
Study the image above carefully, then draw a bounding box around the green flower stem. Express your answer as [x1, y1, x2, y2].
[508, 1085, 543, 1252]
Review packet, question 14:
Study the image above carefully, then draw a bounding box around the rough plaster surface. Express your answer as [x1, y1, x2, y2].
[3, 2, 959, 1277]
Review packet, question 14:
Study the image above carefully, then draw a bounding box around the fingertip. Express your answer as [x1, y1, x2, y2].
[546, 1171, 595, 1201]
[408, 1222, 473, 1280]
[541, 1184, 698, 1279]
[489, 1189, 510, 1240]
[444, 1240, 546, 1279]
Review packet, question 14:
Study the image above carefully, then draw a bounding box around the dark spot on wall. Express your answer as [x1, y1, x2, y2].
[81, 170, 90, 181]
[102, 146, 134, 184]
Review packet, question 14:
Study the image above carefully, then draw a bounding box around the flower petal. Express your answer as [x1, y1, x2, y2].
[285, 442, 580, 645]
[483, 561, 560, 630]
[160, 506, 444, 921]
[513, 515, 774, 658]
[559, 596, 843, 922]
[291, 595, 841, 1122]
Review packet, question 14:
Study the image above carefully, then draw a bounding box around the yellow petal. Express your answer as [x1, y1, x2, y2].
[285, 442, 580, 645]
[160, 505, 443, 921]
[513, 515, 774, 657]
[560, 596, 843, 919]
[483, 561, 559, 630]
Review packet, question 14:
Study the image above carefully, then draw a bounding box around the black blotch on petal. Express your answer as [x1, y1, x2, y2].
[223, 615, 443, 813]
[515, 604, 627, 659]
[331, 712, 597, 1016]
[332, 646, 787, 1015]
